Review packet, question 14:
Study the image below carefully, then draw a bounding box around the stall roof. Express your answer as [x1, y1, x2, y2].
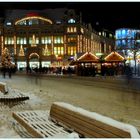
[77, 52, 99, 62]
[104, 51, 125, 62]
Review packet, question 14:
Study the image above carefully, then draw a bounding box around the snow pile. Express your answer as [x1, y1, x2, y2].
[23, 91, 42, 106]
[0, 125, 20, 138]
[0, 115, 20, 138]
[54, 102, 140, 138]
[52, 132, 79, 138]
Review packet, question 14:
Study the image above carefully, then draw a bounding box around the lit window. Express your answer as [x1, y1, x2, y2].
[17, 37, 27, 44]
[68, 46, 76, 55]
[54, 36, 63, 44]
[67, 27, 70, 33]
[56, 21, 61, 24]
[41, 36, 51, 44]
[36, 37, 39, 44]
[81, 28, 84, 34]
[4, 37, 14, 45]
[29, 37, 32, 44]
[99, 32, 101, 35]
[6, 22, 12, 26]
[109, 34, 112, 38]
[18, 20, 27, 25]
[74, 27, 77, 32]
[68, 19, 76, 23]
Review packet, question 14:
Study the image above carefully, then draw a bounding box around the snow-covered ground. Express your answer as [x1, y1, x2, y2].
[0, 74, 140, 138]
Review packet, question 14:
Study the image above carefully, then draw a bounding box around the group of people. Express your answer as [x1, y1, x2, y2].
[1, 64, 17, 78]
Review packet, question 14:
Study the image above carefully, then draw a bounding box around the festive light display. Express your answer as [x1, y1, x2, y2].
[19, 45, 25, 56]
[104, 51, 125, 62]
[77, 52, 99, 62]
[1, 48, 13, 67]
[15, 16, 53, 25]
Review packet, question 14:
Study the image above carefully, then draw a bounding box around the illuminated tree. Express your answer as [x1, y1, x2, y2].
[1, 47, 12, 68]
[19, 45, 25, 56]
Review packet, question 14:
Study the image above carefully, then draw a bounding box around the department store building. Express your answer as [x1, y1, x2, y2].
[0, 9, 115, 69]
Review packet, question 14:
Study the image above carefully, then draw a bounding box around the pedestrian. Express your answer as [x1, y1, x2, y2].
[2, 67, 6, 78]
[125, 64, 132, 84]
[8, 66, 12, 78]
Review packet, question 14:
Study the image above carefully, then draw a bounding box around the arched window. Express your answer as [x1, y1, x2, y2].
[68, 19, 76, 24]
[15, 16, 53, 25]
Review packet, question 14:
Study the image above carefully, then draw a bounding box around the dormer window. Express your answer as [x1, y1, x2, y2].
[68, 19, 76, 24]
[56, 21, 61, 24]
[6, 22, 12, 26]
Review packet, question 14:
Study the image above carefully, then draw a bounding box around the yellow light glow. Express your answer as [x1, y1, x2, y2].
[19, 44, 25, 56]
[64, 35, 66, 54]
[1, 36, 4, 55]
[105, 51, 124, 61]
[31, 34, 37, 47]
[15, 16, 53, 25]
[77, 52, 99, 61]
[14, 36, 16, 54]
[29, 53, 39, 59]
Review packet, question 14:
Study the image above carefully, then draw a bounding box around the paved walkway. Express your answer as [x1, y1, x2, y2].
[15, 72, 140, 93]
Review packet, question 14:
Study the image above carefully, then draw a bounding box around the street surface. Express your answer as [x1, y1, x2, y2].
[0, 74, 140, 137]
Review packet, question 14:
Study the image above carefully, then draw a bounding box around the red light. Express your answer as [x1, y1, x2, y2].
[27, 12, 39, 17]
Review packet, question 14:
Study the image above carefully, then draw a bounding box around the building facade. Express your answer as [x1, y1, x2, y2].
[115, 28, 140, 73]
[0, 9, 115, 70]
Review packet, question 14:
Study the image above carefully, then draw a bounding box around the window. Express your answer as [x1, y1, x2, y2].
[54, 36, 63, 44]
[67, 27, 77, 33]
[56, 21, 61, 24]
[109, 34, 112, 38]
[29, 36, 39, 45]
[68, 46, 76, 55]
[43, 45, 51, 56]
[54, 47, 64, 55]
[81, 28, 84, 34]
[41, 36, 52, 44]
[17, 37, 27, 44]
[29, 19, 39, 25]
[6, 22, 12, 26]
[67, 37, 77, 43]
[68, 19, 76, 23]
[18, 20, 27, 25]
[4, 37, 14, 45]
[74, 27, 77, 32]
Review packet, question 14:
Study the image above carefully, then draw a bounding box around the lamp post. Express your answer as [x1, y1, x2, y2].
[55, 54, 58, 66]
[133, 32, 140, 75]
[133, 49, 137, 75]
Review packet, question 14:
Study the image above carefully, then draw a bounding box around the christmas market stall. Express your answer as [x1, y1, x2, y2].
[101, 51, 125, 76]
[70, 52, 99, 76]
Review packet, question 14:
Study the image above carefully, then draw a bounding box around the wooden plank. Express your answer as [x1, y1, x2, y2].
[12, 111, 70, 138]
[0, 82, 8, 93]
[50, 104, 131, 138]
[51, 109, 110, 138]
[13, 112, 43, 138]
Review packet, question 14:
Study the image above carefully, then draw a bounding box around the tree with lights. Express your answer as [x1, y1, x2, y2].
[1, 48, 15, 78]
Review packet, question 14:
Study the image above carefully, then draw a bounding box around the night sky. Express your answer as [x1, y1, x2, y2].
[0, 2, 140, 32]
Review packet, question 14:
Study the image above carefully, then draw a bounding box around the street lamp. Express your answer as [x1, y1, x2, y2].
[55, 54, 58, 66]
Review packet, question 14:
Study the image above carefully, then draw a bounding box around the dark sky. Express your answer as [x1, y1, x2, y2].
[0, 2, 140, 32]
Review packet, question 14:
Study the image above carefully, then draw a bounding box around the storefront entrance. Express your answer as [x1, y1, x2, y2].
[29, 53, 40, 69]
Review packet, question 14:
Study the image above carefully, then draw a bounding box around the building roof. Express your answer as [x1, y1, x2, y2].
[104, 51, 125, 62]
[4, 8, 76, 24]
[77, 52, 99, 62]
